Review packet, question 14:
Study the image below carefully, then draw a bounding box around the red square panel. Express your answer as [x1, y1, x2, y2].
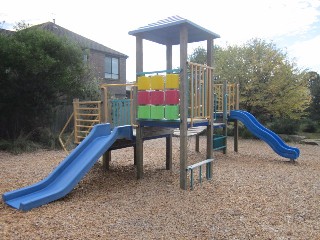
[137, 91, 150, 105]
[150, 91, 165, 105]
[165, 90, 179, 105]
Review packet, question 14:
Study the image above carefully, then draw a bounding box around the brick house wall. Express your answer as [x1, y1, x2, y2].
[34, 22, 129, 98]
[89, 50, 127, 98]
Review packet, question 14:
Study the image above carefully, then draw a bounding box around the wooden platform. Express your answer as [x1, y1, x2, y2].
[173, 126, 207, 137]
[138, 118, 211, 128]
[173, 123, 226, 137]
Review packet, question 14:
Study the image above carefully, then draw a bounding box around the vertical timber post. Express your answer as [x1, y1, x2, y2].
[179, 24, 188, 190]
[101, 87, 108, 123]
[206, 38, 214, 178]
[102, 150, 111, 171]
[166, 44, 173, 170]
[136, 35, 144, 179]
[223, 80, 228, 154]
[234, 83, 240, 152]
[166, 135, 172, 170]
[73, 98, 79, 144]
[166, 44, 173, 70]
[101, 87, 110, 170]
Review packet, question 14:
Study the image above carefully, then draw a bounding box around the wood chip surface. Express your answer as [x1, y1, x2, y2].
[1, 137, 319, 239]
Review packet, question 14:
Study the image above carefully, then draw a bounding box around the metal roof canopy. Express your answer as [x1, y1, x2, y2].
[128, 16, 220, 45]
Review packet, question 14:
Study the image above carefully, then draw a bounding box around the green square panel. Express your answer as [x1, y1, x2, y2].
[138, 105, 151, 119]
[165, 105, 179, 120]
[150, 106, 164, 120]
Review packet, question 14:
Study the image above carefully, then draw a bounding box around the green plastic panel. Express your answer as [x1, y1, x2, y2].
[138, 105, 151, 119]
[165, 105, 179, 120]
[150, 105, 165, 120]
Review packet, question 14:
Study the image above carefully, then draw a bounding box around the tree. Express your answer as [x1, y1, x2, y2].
[0, 27, 89, 140]
[189, 39, 310, 121]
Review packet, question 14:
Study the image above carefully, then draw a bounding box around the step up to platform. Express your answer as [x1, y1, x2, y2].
[186, 158, 215, 189]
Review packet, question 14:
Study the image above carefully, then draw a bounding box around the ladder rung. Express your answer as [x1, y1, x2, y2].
[77, 113, 100, 116]
[75, 125, 94, 128]
[77, 130, 90, 134]
[75, 107, 99, 111]
[75, 119, 100, 122]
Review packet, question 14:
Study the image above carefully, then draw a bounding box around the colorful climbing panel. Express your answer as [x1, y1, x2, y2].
[137, 74, 180, 120]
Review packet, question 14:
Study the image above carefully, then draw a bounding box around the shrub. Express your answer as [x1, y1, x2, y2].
[300, 119, 318, 133]
[0, 133, 41, 154]
[268, 118, 299, 135]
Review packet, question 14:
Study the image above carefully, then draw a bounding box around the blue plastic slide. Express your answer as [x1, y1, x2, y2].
[3, 123, 133, 211]
[229, 110, 300, 160]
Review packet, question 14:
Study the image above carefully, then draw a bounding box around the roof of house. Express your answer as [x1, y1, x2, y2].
[0, 28, 14, 35]
[128, 16, 220, 45]
[35, 22, 128, 58]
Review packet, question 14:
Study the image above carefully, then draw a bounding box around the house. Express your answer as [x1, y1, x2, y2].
[37, 22, 128, 98]
[1, 22, 129, 98]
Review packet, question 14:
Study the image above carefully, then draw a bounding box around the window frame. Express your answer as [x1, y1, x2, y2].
[104, 55, 119, 80]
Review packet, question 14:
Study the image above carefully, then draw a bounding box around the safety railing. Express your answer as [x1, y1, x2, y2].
[109, 99, 132, 128]
[100, 83, 137, 127]
[188, 62, 214, 126]
[213, 83, 238, 113]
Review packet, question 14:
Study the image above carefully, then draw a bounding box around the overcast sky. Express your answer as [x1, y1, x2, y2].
[1, 0, 320, 81]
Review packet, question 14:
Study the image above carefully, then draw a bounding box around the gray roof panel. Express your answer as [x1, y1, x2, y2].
[128, 16, 220, 45]
[35, 22, 128, 58]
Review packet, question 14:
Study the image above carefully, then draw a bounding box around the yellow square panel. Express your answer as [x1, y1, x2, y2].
[138, 76, 150, 90]
[166, 74, 179, 89]
[150, 75, 164, 90]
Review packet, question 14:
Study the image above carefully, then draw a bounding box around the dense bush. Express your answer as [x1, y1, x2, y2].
[268, 118, 299, 135]
[300, 119, 318, 133]
[0, 27, 87, 141]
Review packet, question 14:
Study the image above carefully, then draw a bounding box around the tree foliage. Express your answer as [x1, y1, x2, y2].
[0, 27, 88, 139]
[307, 71, 320, 121]
[189, 39, 310, 121]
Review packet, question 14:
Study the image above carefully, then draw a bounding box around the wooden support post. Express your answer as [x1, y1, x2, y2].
[223, 80, 228, 154]
[234, 120, 239, 152]
[195, 134, 200, 152]
[133, 145, 137, 165]
[166, 44, 172, 70]
[101, 85, 110, 168]
[101, 87, 108, 123]
[234, 83, 240, 152]
[102, 150, 111, 171]
[179, 24, 188, 190]
[135, 35, 144, 179]
[73, 98, 79, 144]
[136, 126, 143, 179]
[206, 37, 214, 177]
[166, 135, 172, 170]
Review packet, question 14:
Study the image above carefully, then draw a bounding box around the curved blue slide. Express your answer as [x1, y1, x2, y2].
[3, 123, 133, 211]
[229, 110, 300, 160]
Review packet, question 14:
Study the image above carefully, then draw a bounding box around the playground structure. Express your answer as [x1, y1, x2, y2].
[3, 16, 300, 211]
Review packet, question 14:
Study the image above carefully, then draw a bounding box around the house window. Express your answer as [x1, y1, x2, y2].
[83, 49, 89, 63]
[105, 56, 119, 80]
[83, 54, 88, 63]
